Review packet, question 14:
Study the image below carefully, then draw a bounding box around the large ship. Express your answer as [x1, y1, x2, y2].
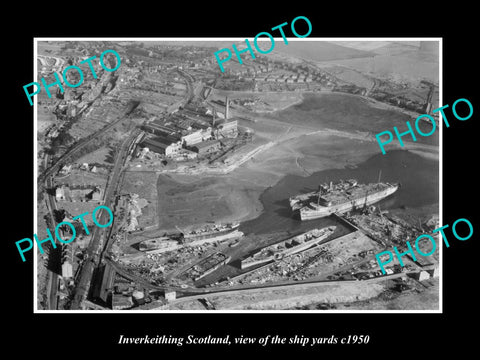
[290, 179, 399, 221]
[180, 222, 240, 242]
[138, 222, 241, 253]
[240, 226, 336, 269]
[182, 252, 231, 281]
[139, 238, 178, 252]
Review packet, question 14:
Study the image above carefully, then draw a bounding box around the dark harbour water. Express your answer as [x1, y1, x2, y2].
[240, 150, 439, 236]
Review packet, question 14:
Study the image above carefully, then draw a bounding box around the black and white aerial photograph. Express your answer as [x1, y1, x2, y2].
[34, 39, 441, 312]
[7, 2, 480, 355]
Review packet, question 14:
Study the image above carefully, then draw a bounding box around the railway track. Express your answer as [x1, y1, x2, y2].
[38, 100, 139, 186]
[70, 130, 139, 309]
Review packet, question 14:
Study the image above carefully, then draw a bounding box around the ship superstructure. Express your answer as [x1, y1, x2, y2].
[240, 226, 336, 269]
[181, 222, 240, 242]
[290, 179, 399, 221]
[138, 222, 242, 253]
[182, 252, 231, 281]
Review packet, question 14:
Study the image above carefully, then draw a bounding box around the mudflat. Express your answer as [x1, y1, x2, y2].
[154, 92, 438, 232]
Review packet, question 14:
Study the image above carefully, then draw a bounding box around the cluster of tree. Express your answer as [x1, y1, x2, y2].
[68, 137, 108, 163]
[50, 131, 75, 149]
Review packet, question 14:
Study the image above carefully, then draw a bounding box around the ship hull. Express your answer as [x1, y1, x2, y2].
[182, 253, 232, 281]
[240, 227, 335, 269]
[289, 191, 316, 210]
[299, 185, 398, 221]
[183, 223, 240, 242]
[144, 230, 243, 254]
[193, 256, 231, 281]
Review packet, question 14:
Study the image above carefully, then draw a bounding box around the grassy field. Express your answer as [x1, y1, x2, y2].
[326, 54, 439, 83]
[37, 105, 57, 133]
[74, 146, 112, 165]
[334, 277, 439, 310]
[121, 171, 158, 229]
[274, 41, 375, 62]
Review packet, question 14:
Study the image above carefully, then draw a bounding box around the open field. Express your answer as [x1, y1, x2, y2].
[57, 201, 103, 221]
[312, 41, 439, 83]
[334, 277, 439, 310]
[274, 41, 375, 62]
[55, 169, 107, 187]
[37, 105, 57, 133]
[74, 146, 112, 166]
[323, 53, 439, 83]
[121, 171, 158, 229]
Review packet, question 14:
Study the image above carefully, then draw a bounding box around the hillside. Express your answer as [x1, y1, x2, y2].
[274, 40, 375, 61]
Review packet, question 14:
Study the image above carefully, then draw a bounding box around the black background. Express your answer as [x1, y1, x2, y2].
[5, 2, 478, 355]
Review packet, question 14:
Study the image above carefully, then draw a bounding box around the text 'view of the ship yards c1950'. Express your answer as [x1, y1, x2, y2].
[34, 39, 440, 312]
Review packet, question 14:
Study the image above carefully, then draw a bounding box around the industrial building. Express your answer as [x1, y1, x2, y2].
[87, 187, 103, 201]
[112, 294, 133, 310]
[181, 128, 211, 146]
[216, 119, 238, 138]
[93, 263, 116, 304]
[141, 136, 181, 156]
[428, 266, 439, 278]
[138, 95, 237, 158]
[56, 185, 67, 201]
[61, 262, 73, 279]
[59, 164, 72, 175]
[144, 117, 213, 147]
[191, 139, 221, 155]
[61, 244, 73, 279]
[55, 184, 103, 202]
[165, 290, 176, 302]
[144, 123, 179, 138]
[211, 96, 238, 138]
[412, 270, 431, 281]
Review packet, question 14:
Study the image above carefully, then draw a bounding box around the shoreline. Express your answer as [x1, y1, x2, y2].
[147, 91, 439, 232]
[213, 87, 425, 120]
[153, 131, 439, 233]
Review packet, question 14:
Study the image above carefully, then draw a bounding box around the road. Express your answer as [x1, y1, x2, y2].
[46, 269, 58, 310]
[135, 268, 411, 310]
[176, 69, 194, 106]
[169, 271, 409, 305]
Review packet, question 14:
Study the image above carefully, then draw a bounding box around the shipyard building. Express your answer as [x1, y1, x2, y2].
[139, 97, 238, 157]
